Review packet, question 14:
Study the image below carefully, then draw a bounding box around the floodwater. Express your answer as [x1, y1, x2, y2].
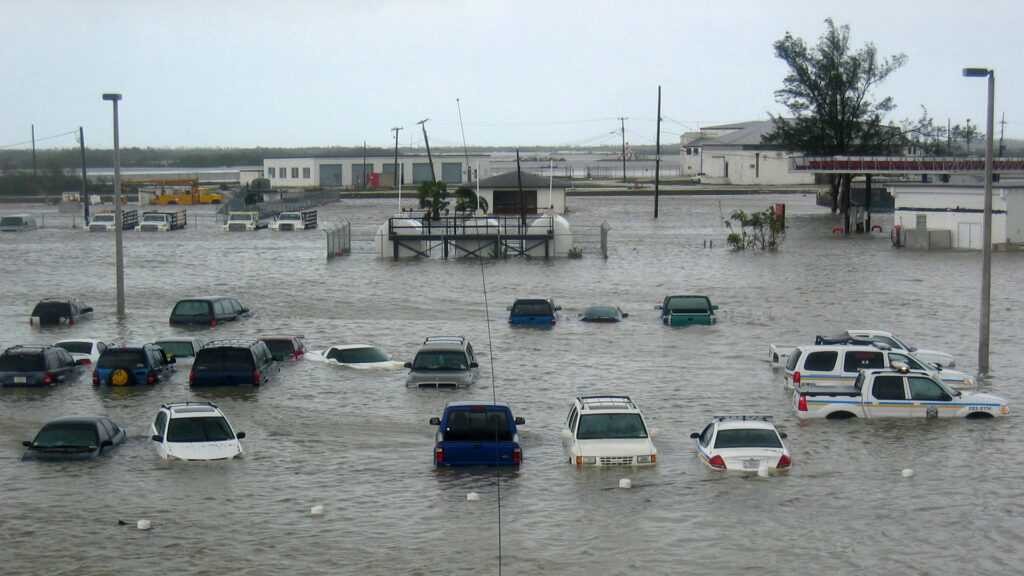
[1, 193, 1022, 575]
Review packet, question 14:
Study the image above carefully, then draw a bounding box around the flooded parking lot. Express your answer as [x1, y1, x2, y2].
[1, 193, 1022, 574]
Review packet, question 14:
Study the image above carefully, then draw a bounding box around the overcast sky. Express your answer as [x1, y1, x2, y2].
[4, 0, 1022, 151]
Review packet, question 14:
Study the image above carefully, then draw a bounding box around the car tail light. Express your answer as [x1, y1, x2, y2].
[792, 371, 801, 386]
[44, 372, 53, 385]
[294, 350, 304, 358]
[92, 371, 99, 385]
[551, 318, 556, 325]
[435, 447, 444, 464]
[189, 371, 195, 385]
[211, 320, 217, 326]
[147, 370, 156, 385]
[29, 318, 33, 326]
[798, 395, 808, 412]
[708, 455, 726, 469]
[80, 358, 91, 365]
[68, 318, 74, 325]
[513, 447, 521, 463]
[253, 370, 260, 384]
[777, 454, 792, 468]
[772, 352, 779, 363]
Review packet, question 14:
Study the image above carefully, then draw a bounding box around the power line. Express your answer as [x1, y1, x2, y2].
[0, 129, 79, 149]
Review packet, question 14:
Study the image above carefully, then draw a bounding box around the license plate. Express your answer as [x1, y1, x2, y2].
[742, 459, 760, 470]
[14, 376, 26, 384]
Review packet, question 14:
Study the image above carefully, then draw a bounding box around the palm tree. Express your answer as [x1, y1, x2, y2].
[453, 186, 489, 214]
[417, 180, 448, 220]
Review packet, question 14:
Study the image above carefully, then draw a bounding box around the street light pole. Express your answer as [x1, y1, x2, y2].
[102, 93, 125, 317]
[962, 67, 994, 375]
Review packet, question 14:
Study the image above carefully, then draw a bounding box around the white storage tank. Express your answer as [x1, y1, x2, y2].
[452, 217, 500, 258]
[525, 213, 572, 257]
[374, 217, 424, 259]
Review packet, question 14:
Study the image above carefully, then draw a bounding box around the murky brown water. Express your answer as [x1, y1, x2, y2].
[1, 193, 1022, 575]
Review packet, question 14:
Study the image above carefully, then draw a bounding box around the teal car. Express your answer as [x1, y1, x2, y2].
[657, 295, 718, 326]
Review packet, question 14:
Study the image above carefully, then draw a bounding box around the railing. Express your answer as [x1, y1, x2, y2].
[792, 155, 1024, 173]
[325, 220, 351, 259]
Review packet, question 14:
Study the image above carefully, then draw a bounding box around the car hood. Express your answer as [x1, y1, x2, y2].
[23, 447, 101, 460]
[165, 440, 244, 461]
[958, 391, 1008, 407]
[575, 437, 656, 457]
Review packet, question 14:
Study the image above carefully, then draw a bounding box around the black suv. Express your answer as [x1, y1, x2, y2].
[190, 339, 278, 386]
[30, 298, 93, 327]
[169, 297, 249, 327]
[0, 345, 79, 386]
[92, 344, 175, 386]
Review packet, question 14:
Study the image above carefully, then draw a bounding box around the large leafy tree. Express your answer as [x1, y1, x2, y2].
[417, 180, 448, 220]
[765, 19, 906, 223]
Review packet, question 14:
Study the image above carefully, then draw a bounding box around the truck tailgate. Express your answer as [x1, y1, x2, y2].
[437, 440, 519, 466]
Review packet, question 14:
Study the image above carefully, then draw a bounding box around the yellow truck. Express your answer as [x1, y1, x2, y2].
[124, 179, 223, 205]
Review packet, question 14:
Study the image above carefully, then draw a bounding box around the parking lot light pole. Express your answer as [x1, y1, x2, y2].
[102, 93, 125, 317]
[962, 68, 994, 375]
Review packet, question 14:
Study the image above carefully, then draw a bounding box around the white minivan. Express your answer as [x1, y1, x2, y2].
[150, 401, 245, 461]
[784, 344, 975, 390]
[0, 214, 37, 232]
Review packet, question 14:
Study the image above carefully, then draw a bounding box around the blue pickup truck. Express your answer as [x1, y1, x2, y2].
[507, 298, 559, 326]
[429, 402, 525, 467]
[656, 295, 718, 326]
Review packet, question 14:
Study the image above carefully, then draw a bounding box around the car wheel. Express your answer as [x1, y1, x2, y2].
[110, 368, 136, 386]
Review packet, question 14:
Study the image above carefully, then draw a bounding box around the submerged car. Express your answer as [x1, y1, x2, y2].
[257, 335, 306, 361]
[169, 297, 249, 327]
[656, 294, 717, 326]
[429, 401, 525, 467]
[54, 338, 114, 366]
[578, 306, 628, 323]
[690, 415, 791, 472]
[405, 336, 479, 389]
[22, 415, 126, 460]
[306, 345, 405, 369]
[30, 298, 93, 327]
[150, 401, 246, 461]
[561, 396, 660, 466]
[508, 298, 560, 326]
[92, 344, 175, 386]
[0, 345, 80, 387]
[190, 339, 278, 387]
[151, 337, 205, 360]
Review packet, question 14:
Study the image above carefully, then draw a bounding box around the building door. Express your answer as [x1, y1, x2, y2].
[441, 163, 462, 183]
[958, 222, 982, 249]
[492, 190, 537, 215]
[319, 164, 343, 186]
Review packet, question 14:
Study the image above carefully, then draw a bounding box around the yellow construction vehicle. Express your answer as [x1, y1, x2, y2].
[122, 178, 223, 205]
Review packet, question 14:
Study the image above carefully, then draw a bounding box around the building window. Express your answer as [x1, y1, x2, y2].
[268, 167, 275, 178]
[303, 167, 310, 179]
[291, 167, 299, 178]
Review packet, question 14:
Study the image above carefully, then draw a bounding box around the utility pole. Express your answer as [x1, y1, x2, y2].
[654, 87, 662, 219]
[418, 118, 436, 181]
[362, 141, 367, 190]
[457, 98, 471, 182]
[392, 126, 402, 190]
[618, 116, 628, 183]
[999, 112, 1006, 156]
[79, 127, 89, 225]
[31, 124, 37, 178]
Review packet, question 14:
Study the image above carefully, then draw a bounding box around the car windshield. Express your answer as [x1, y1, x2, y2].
[443, 409, 513, 442]
[714, 428, 783, 449]
[664, 297, 710, 314]
[56, 342, 93, 354]
[1, 217, 24, 226]
[584, 307, 618, 318]
[32, 301, 72, 317]
[196, 348, 254, 370]
[97, 350, 147, 369]
[228, 214, 251, 221]
[576, 413, 648, 440]
[512, 302, 552, 316]
[0, 354, 44, 371]
[261, 340, 295, 358]
[32, 423, 98, 449]
[328, 347, 389, 363]
[280, 214, 300, 221]
[173, 301, 211, 316]
[155, 341, 195, 357]
[166, 416, 235, 442]
[412, 351, 468, 371]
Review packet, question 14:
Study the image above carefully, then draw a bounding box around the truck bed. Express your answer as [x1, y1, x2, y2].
[795, 385, 860, 397]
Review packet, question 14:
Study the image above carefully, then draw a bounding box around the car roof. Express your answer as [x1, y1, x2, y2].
[203, 339, 261, 349]
[258, 335, 301, 341]
[44, 415, 108, 426]
[445, 400, 510, 409]
[3, 345, 50, 355]
[162, 401, 224, 416]
[575, 395, 640, 412]
[326, 344, 377, 350]
[418, 336, 470, 351]
[154, 337, 203, 343]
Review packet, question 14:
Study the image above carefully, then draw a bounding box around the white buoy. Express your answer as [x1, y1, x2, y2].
[902, 468, 915, 478]
[757, 461, 771, 478]
[137, 519, 152, 530]
[619, 478, 632, 489]
[310, 505, 324, 516]
[467, 492, 480, 502]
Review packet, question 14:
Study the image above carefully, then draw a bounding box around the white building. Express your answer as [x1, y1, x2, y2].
[476, 171, 569, 215]
[891, 183, 1024, 249]
[680, 121, 815, 186]
[262, 154, 491, 188]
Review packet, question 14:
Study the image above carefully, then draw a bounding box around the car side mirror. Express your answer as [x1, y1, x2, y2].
[404, 362, 412, 368]
[622, 313, 629, 318]
[101, 439, 113, 447]
[22, 440, 32, 447]
[82, 307, 94, 313]
[559, 429, 574, 440]
[779, 432, 788, 439]
[470, 362, 479, 368]
[648, 427, 662, 438]
[236, 432, 246, 439]
[151, 435, 163, 442]
[655, 305, 663, 310]
[515, 417, 526, 425]
[712, 305, 719, 311]
[429, 417, 440, 425]
[554, 306, 562, 311]
[168, 356, 177, 364]
[506, 306, 512, 311]
[689, 432, 700, 439]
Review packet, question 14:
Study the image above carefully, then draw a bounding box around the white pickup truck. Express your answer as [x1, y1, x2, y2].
[270, 210, 317, 231]
[223, 211, 265, 232]
[136, 210, 186, 232]
[769, 329, 956, 368]
[794, 366, 1008, 420]
[88, 210, 138, 231]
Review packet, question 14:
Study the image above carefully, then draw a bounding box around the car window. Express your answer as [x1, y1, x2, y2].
[785, 349, 803, 372]
[56, 342, 93, 354]
[413, 351, 468, 370]
[261, 340, 295, 358]
[698, 423, 715, 447]
[444, 409, 512, 442]
[32, 301, 72, 317]
[156, 341, 194, 357]
[328, 347, 389, 363]
[214, 300, 229, 315]
[909, 377, 949, 401]
[713, 428, 783, 449]
[33, 423, 99, 448]
[843, 351, 885, 372]
[512, 302, 553, 316]
[97, 418, 116, 440]
[154, 412, 168, 436]
[664, 297, 710, 314]
[567, 407, 579, 433]
[174, 301, 211, 316]
[231, 299, 244, 314]
[98, 350, 148, 369]
[872, 376, 907, 400]
[0, 353, 44, 371]
[195, 348, 255, 370]
[166, 416, 235, 442]
[803, 351, 838, 372]
[576, 413, 647, 440]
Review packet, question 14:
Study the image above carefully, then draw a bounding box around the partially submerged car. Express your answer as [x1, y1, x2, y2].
[429, 401, 525, 467]
[92, 344, 175, 386]
[257, 335, 306, 361]
[22, 415, 126, 460]
[151, 337, 205, 360]
[0, 345, 80, 387]
[30, 298, 93, 327]
[690, 415, 791, 472]
[150, 401, 246, 461]
[508, 298, 560, 326]
[561, 396, 660, 466]
[405, 336, 479, 389]
[169, 297, 249, 327]
[54, 338, 114, 366]
[656, 295, 717, 326]
[578, 306, 628, 323]
[306, 345, 405, 369]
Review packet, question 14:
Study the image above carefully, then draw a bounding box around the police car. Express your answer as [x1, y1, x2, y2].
[690, 415, 791, 472]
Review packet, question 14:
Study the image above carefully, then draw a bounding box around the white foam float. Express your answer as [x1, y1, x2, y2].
[619, 478, 632, 489]
[467, 492, 480, 502]
[137, 519, 152, 530]
[902, 468, 915, 478]
[310, 505, 325, 516]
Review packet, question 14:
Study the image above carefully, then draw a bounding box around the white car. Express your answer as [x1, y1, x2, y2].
[150, 402, 245, 461]
[151, 337, 205, 361]
[560, 396, 660, 466]
[53, 338, 114, 366]
[690, 415, 791, 472]
[305, 344, 405, 369]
